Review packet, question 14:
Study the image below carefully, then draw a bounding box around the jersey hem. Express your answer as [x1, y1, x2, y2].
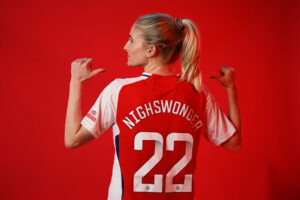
[81, 117, 99, 139]
[214, 126, 236, 146]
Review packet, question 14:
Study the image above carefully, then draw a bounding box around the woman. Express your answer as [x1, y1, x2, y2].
[65, 13, 241, 200]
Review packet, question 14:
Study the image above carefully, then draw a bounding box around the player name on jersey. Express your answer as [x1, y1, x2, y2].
[122, 99, 202, 131]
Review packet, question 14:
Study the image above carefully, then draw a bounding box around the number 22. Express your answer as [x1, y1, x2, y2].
[133, 132, 193, 193]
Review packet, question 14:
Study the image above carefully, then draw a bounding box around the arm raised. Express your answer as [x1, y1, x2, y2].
[64, 58, 105, 149]
[210, 66, 242, 152]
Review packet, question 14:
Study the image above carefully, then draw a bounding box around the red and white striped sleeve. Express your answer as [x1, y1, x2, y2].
[81, 80, 117, 138]
[201, 85, 236, 146]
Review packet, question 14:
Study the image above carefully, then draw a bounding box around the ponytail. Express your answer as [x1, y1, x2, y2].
[134, 14, 202, 92]
[180, 19, 202, 92]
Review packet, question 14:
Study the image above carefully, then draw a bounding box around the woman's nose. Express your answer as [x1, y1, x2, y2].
[123, 42, 128, 51]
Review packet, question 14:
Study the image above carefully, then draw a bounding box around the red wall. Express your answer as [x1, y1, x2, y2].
[1, 0, 299, 199]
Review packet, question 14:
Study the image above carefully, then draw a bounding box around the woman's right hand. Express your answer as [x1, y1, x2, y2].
[71, 58, 105, 82]
[210, 65, 236, 89]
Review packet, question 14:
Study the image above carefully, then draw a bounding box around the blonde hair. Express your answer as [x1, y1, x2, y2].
[135, 13, 202, 92]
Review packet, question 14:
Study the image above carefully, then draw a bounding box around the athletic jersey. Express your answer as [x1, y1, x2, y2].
[81, 72, 236, 200]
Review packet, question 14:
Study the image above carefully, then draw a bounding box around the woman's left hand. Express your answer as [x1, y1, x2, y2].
[71, 58, 105, 83]
[210, 65, 236, 88]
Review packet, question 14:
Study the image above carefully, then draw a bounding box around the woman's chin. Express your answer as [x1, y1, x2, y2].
[127, 62, 138, 67]
[126, 61, 144, 67]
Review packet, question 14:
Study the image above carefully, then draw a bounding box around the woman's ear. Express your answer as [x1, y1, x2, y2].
[146, 45, 158, 57]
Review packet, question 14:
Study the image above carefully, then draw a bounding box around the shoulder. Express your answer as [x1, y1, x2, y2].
[103, 75, 147, 95]
[199, 84, 220, 109]
[112, 76, 147, 87]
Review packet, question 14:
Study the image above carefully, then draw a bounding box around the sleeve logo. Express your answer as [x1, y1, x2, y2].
[87, 109, 97, 122]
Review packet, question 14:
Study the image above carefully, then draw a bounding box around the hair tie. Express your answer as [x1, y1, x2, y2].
[175, 18, 184, 31]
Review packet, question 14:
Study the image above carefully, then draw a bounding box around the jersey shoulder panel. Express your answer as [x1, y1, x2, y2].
[80, 76, 147, 138]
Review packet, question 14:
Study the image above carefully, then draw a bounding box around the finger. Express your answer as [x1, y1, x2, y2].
[73, 58, 81, 63]
[219, 67, 225, 76]
[224, 65, 235, 70]
[223, 66, 236, 75]
[223, 65, 235, 72]
[85, 59, 93, 69]
[84, 58, 93, 69]
[220, 65, 230, 71]
[83, 58, 92, 64]
[74, 58, 83, 64]
[79, 58, 88, 64]
[90, 68, 106, 77]
[219, 65, 231, 75]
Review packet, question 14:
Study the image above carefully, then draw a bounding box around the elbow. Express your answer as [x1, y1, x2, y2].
[221, 130, 242, 152]
[230, 134, 242, 152]
[64, 136, 79, 149]
[229, 141, 242, 152]
[65, 140, 79, 149]
[223, 141, 242, 152]
[65, 140, 74, 149]
[65, 142, 76, 149]
[64, 128, 80, 149]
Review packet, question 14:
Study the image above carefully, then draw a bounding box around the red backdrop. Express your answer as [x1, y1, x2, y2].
[1, 0, 299, 199]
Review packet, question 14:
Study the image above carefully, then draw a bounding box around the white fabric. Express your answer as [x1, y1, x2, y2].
[81, 80, 117, 138]
[201, 85, 236, 146]
[107, 152, 122, 200]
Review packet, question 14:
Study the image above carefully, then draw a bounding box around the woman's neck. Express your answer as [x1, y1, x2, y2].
[143, 60, 175, 75]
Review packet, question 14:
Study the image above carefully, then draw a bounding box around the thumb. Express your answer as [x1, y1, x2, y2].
[210, 74, 221, 82]
[90, 68, 105, 78]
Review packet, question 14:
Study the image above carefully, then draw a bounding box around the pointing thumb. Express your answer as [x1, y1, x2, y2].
[210, 74, 217, 79]
[210, 74, 221, 82]
[90, 68, 105, 77]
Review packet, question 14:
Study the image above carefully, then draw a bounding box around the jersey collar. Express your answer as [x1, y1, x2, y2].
[141, 72, 182, 78]
[141, 72, 152, 77]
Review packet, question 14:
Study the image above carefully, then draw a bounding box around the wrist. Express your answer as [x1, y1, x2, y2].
[226, 84, 237, 91]
[70, 78, 82, 87]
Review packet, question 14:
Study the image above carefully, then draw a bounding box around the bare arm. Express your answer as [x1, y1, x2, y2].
[210, 66, 242, 151]
[64, 58, 105, 149]
[222, 85, 242, 151]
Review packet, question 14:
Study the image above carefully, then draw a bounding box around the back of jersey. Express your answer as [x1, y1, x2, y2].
[116, 73, 205, 200]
